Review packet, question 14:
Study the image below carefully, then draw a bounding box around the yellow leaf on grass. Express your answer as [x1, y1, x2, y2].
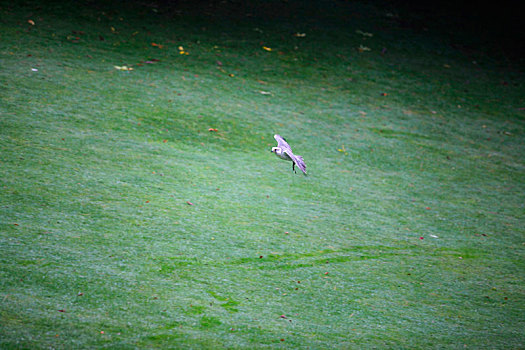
[262, 46, 272, 51]
[358, 45, 371, 52]
[114, 65, 133, 71]
[356, 30, 373, 37]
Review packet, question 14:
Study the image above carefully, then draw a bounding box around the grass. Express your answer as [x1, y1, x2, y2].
[1, 0, 524, 348]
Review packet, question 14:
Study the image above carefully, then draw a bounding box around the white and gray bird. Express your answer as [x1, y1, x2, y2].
[271, 134, 307, 175]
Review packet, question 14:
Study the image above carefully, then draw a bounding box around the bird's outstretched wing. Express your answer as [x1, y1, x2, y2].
[274, 134, 291, 151]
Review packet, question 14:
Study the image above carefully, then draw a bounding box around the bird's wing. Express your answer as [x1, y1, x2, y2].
[274, 134, 291, 151]
[286, 152, 307, 175]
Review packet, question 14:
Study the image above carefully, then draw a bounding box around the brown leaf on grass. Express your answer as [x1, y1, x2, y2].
[186, 201, 193, 206]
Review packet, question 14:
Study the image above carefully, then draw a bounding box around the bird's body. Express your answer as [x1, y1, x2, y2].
[271, 134, 307, 175]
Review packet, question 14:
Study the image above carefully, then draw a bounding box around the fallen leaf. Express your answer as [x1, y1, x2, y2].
[28, 19, 35, 25]
[58, 309, 65, 312]
[151, 42, 164, 48]
[356, 29, 373, 37]
[280, 315, 287, 319]
[262, 46, 272, 51]
[358, 45, 371, 52]
[293, 33, 306, 37]
[114, 66, 133, 71]
[259, 91, 271, 95]
[208, 128, 218, 132]
[186, 201, 193, 206]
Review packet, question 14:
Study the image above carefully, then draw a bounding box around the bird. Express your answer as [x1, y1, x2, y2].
[271, 134, 307, 175]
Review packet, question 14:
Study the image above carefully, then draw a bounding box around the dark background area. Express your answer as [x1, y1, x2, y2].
[119, 0, 525, 61]
[11, 0, 521, 62]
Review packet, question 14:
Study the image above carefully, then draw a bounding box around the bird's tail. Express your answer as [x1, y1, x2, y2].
[295, 155, 307, 174]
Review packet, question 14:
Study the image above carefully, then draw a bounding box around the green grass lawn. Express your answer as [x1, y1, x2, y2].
[1, 0, 524, 348]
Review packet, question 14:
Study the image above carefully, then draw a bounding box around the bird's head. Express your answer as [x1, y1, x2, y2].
[271, 147, 280, 154]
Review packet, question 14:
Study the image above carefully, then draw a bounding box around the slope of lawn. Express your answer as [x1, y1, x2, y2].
[1, 0, 524, 348]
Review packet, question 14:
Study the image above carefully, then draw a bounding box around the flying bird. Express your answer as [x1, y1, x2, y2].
[271, 134, 307, 175]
